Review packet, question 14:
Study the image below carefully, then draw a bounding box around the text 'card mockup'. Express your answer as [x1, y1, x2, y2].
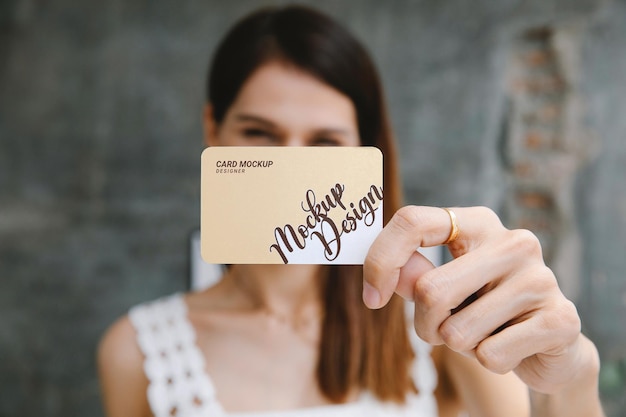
[201, 146, 383, 264]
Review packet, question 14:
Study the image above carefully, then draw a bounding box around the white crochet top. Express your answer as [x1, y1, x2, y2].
[129, 294, 438, 417]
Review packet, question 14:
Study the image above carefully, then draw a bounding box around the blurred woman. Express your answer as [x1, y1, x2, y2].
[98, 6, 603, 417]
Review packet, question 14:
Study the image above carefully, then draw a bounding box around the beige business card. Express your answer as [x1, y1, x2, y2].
[201, 146, 383, 264]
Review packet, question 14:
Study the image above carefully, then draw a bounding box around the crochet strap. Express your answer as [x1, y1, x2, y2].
[129, 294, 224, 417]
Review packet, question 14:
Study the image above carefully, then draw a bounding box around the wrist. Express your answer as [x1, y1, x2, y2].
[530, 334, 604, 417]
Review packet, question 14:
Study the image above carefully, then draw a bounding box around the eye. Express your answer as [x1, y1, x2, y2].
[243, 128, 271, 138]
[310, 136, 342, 147]
[240, 128, 279, 144]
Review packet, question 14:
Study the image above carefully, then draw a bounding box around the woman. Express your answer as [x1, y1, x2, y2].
[98, 5, 604, 417]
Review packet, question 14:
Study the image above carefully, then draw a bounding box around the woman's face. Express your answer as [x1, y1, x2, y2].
[205, 61, 360, 147]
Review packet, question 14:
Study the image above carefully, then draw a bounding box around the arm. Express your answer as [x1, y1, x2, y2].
[363, 206, 604, 417]
[528, 333, 603, 417]
[436, 338, 603, 417]
[97, 316, 151, 417]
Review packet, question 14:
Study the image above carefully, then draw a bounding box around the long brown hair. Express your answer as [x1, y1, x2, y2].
[206, 5, 413, 403]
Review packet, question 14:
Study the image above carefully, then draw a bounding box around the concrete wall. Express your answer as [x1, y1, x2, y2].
[1, 0, 624, 415]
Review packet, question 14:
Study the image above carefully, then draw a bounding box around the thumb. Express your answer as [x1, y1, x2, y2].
[394, 250, 437, 301]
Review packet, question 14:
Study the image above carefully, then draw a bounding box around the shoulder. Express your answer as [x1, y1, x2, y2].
[98, 314, 143, 372]
[97, 314, 150, 417]
[99, 293, 183, 361]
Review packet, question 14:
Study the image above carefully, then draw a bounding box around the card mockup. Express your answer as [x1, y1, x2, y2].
[201, 146, 383, 264]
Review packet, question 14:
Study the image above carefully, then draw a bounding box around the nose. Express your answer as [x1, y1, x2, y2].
[283, 136, 307, 147]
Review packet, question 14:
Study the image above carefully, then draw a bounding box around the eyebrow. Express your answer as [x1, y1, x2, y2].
[234, 114, 277, 128]
[234, 113, 354, 136]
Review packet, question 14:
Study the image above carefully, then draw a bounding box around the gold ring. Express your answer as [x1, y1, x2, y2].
[443, 208, 460, 244]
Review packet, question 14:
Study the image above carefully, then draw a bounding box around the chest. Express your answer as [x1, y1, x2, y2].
[192, 313, 333, 412]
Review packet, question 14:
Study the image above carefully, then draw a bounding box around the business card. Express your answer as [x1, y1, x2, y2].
[201, 146, 383, 264]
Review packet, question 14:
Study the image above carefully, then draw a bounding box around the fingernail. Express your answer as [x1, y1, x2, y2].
[363, 282, 381, 309]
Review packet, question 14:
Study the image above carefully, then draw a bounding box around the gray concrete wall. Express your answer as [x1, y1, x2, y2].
[1, 0, 625, 415]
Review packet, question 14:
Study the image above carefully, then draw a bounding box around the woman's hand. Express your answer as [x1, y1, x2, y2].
[363, 206, 600, 398]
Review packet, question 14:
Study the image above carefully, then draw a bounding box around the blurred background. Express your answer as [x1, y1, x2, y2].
[1, 0, 625, 415]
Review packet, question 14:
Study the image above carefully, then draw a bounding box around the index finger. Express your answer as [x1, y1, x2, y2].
[362, 206, 487, 309]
